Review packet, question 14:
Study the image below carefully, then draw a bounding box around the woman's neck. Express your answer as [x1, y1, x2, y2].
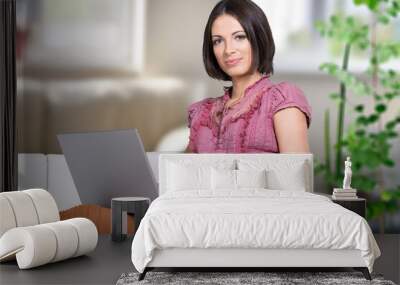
[230, 72, 264, 100]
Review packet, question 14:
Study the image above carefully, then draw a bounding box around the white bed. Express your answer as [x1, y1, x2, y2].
[131, 153, 381, 281]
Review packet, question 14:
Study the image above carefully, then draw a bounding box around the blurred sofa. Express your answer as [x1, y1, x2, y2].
[17, 77, 191, 154]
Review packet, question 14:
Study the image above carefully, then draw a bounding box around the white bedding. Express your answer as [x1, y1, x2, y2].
[131, 190, 381, 273]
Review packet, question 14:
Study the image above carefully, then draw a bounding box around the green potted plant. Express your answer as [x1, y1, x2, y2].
[315, 0, 400, 233]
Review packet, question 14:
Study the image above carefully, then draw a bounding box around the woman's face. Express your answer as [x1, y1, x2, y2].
[211, 14, 253, 79]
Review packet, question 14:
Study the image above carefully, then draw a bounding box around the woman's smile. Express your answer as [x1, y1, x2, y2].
[225, 58, 242, 67]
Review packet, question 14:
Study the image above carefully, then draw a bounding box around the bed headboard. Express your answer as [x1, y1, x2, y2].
[158, 153, 314, 195]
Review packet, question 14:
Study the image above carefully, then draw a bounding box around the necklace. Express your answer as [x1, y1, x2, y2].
[224, 93, 244, 110]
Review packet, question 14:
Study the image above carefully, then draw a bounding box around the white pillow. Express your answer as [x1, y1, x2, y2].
[266, 168, 306, 191]
[211, 168, 268, 190]
[236, 169, 267, 189]
[238, 159, 307, 191]
[167, 162, 210, 191]
[211, 168, 236, 190]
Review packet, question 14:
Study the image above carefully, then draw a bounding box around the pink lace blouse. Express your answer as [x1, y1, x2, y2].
[187, 76, 312, 153]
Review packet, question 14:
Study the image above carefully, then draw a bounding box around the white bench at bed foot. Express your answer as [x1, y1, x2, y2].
[138, 248, 371, 280]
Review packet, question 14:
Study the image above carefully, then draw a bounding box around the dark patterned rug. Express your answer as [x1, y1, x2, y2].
[116, 271, 396, 285]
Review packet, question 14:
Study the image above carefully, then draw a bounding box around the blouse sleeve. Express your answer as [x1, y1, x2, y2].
[270, 82, 312, 128]
[186, 98, 210, 152]
[187, 99, 207, 128]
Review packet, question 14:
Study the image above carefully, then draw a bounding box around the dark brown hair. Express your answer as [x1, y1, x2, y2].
[203, 0, 275, 81]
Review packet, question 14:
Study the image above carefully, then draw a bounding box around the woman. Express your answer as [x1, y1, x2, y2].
[185, 0, 312, 153]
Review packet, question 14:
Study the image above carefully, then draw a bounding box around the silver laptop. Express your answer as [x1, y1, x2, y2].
[57, 129, 158, 207]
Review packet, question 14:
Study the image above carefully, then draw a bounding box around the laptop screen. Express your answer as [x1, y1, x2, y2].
[57, 129, 158, 207]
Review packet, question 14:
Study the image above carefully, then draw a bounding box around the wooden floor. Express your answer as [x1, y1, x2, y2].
[0, 234, 398, 285]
